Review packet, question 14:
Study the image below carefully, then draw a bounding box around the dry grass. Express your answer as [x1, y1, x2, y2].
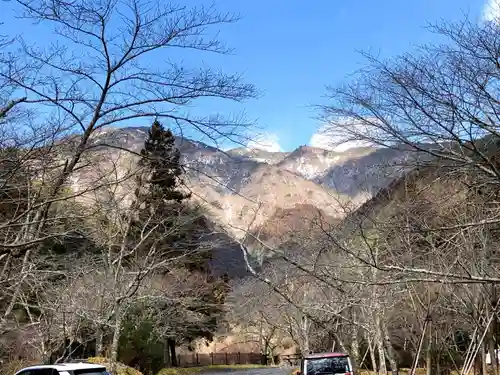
[0, 359, 37, 375]
[157, 364, 271, 375]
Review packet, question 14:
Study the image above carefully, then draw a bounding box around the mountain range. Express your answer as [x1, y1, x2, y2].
[86, 127, 413, 241]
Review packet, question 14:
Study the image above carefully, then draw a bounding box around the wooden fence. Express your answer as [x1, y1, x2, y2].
[176, 352, 268, 367]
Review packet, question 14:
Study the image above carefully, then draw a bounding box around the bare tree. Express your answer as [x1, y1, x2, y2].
[315, 30, 500, 365]
[228, 278, 287, 359]
[320, 18, 500, 190]
[0, 0, 257, 332]
[314, 15, 500, 281]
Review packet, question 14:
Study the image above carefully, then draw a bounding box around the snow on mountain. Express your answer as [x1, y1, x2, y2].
[226, 147, 289, 165]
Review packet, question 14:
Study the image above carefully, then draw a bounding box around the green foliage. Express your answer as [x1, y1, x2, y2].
[152, 273, 229, 347]
[120, 120, 230, 369]
[130, 119, 209, 271]
[118, 309, 165, 375]
[139, 119, 191, 203]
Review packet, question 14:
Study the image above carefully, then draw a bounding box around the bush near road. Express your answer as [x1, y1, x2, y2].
[87, 357, 143, 375]
[0, 359, 36, 375]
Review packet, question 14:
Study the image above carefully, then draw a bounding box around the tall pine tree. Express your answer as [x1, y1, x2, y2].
[138, 119, 191, 204]
[127, 120, 229, 367]
[133, 120, 211, 268]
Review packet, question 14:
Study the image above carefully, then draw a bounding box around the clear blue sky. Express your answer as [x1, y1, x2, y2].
[210, 0, 485, 151]
[1, 0, 489, 151]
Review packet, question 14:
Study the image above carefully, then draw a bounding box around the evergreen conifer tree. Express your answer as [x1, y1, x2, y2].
[125, 120, 229, 367]
[139, 119, 191, 204]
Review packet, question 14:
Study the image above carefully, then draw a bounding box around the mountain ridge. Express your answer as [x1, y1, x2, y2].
[81, 126, 411, 245]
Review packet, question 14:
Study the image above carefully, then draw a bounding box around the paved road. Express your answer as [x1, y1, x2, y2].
[204, 368, 292, 375]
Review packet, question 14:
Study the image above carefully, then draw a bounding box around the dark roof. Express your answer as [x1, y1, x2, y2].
[304, 352, 348, 359]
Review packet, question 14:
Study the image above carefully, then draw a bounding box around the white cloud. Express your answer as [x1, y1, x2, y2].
[482, 0, 500, 23]
[309, 118, 374, 152]
[309, 127, 336, 150]
[247, 132, 282, 152]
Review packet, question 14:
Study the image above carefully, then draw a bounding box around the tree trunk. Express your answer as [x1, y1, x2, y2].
[481, 343, 487, 375]
[370, 248, 386, 375]
[163, 339, 172, 367]
[4, 249, 31, 318]
[368, 339, 378, 372]
[0, 253, 11, 280]
[382, 320, 398, 375]
[110, 306, 123, 373]
[335, 333, 348, 354]
[95, 325, 103, 357]
[168, 338, 177, 367]
[425, 343, 431, 375]
[264, 339, 270, 365]
[373, 305, 386, 374]
[426, 319, 432, 375]
[351, 309, 360, 368]
[302, 315, 310, 355]
[376, 335, 387, 375]
[260, 313, 264, 355]
[490, 341, 498, 375]
[351, 331, 360, 369]
[491, 285, 499, 375]
[472, 291, 482, 375]
[436, 339, 441, 375]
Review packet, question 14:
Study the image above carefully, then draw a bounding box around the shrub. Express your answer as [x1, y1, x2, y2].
[156, 369, 179, 375]
[86, 357, 143, 375]
[156, 368, 201, 375]
[0, 359, 35, 375]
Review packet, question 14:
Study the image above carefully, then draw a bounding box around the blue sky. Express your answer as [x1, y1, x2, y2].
[1, 0, 494, 151]
[211, 0, 488, 152]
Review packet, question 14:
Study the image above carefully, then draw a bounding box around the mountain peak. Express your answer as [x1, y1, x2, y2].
[293, 145, 330, 154]
[226, 147, 289, 164]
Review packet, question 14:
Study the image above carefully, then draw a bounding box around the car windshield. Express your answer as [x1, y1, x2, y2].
[305, 357, 349, 375]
